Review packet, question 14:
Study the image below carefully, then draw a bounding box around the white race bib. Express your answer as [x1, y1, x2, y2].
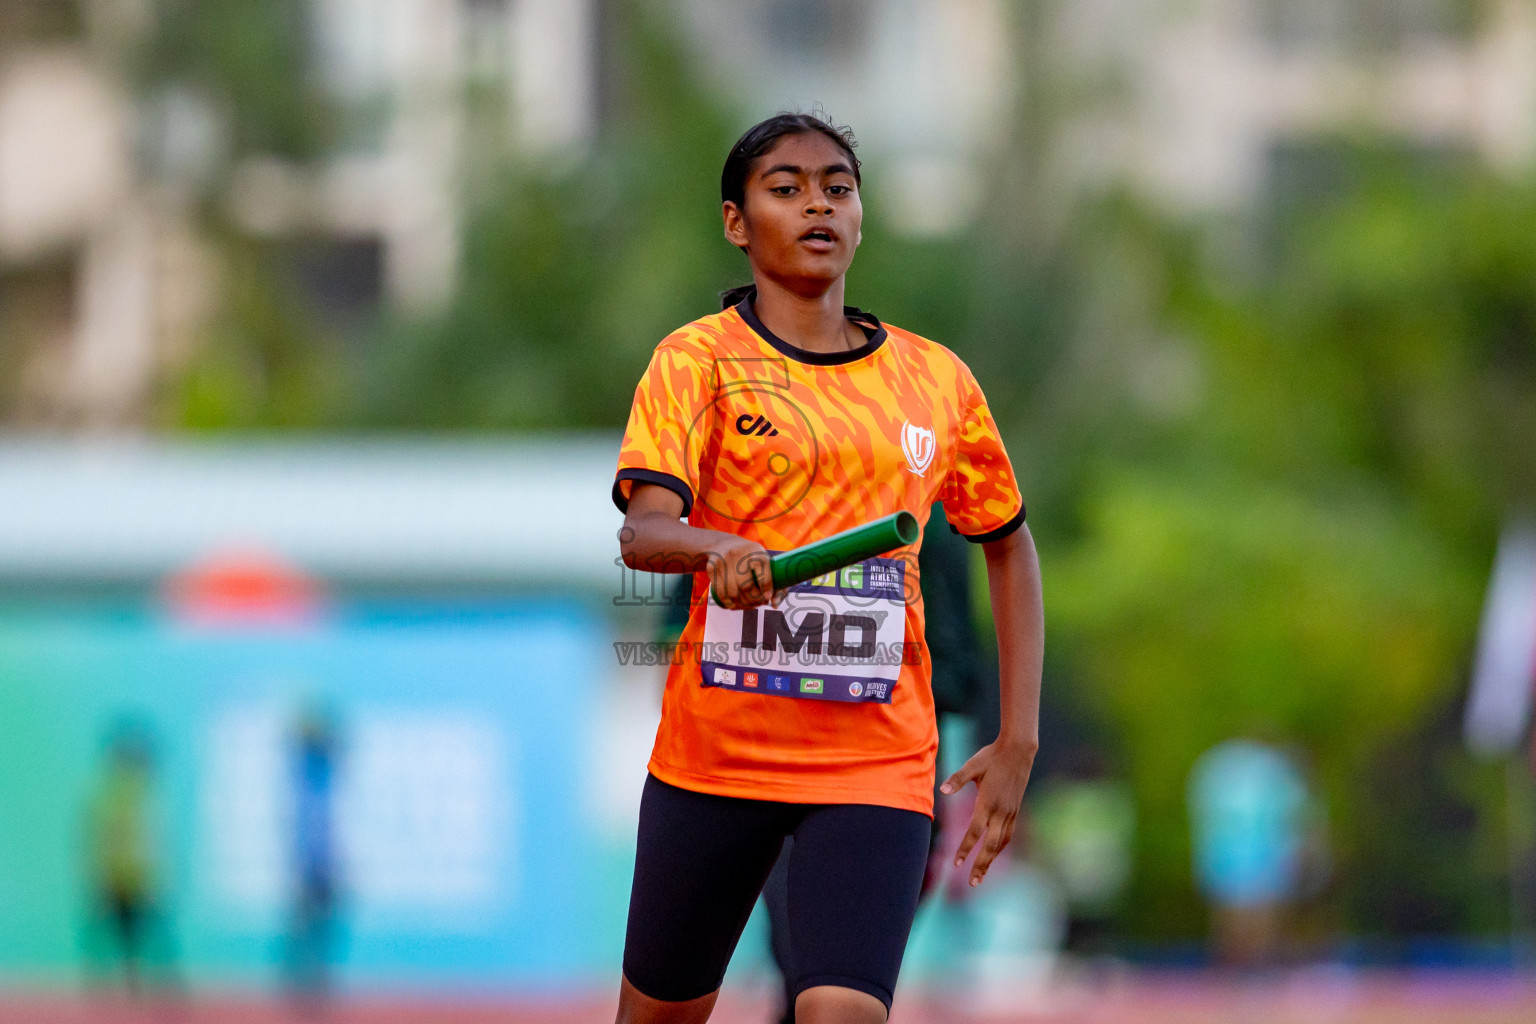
[699, 557, 908, 703]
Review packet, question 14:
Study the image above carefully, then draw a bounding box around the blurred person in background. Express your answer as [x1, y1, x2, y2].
[85, 717, 175, 996]
[288, 707, 341, 1014]
[1187, 737, 1309, 969]
[759, 505, 990, 1023]
[1030, 749, 1135, 960]
[613, 112, 1043, 1024]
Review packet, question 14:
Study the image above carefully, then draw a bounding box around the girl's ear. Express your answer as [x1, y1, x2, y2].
[723, 201, 750, 250]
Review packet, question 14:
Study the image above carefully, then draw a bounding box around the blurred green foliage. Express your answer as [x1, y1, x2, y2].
[145, 1, 1536, 944]
[146, 0, 325, 159]
[1048, 143, 1536, 937]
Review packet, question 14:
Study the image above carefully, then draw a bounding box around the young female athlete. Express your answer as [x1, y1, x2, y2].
[612, 113, 1045, 1024]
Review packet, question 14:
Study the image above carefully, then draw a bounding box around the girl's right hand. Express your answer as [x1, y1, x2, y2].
[708, 538, 777, 610]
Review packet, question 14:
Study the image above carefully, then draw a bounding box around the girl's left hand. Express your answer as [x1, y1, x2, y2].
[941, 736, 1038, 887]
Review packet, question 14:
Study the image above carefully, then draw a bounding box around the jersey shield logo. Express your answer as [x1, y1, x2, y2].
[901, 421, 935, 476]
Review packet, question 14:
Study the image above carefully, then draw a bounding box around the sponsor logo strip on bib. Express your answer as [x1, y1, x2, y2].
[701, 662, 895, 703]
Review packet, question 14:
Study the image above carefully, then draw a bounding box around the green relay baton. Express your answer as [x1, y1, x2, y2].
[711, 510, 920, 605]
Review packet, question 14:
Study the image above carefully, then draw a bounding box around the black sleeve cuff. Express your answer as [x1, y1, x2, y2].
[613, 468, 695, 517]
[956, 505, 1026, 544]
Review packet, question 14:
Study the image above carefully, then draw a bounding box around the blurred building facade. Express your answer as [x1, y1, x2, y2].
[0, 0, 597, 430]
[682, 0, 1536, 207]
[1074, 0, 1536, 209]
[0, 2, 164, 428]
[3, 0, 1536, 428]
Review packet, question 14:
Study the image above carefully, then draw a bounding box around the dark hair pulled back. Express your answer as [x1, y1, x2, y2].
[718, 112, 861, 310]
[720, 111, 861, 209]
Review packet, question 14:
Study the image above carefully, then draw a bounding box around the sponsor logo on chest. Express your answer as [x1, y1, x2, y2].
[734, 413, 779, 437]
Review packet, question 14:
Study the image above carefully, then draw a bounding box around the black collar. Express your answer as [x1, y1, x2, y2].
[734, 288, 888, 366]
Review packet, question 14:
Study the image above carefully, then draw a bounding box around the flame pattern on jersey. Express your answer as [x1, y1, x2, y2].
[614, 300, 1025, 815]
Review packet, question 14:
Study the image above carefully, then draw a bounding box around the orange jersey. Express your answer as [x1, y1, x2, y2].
[613, 294, 1024, 815]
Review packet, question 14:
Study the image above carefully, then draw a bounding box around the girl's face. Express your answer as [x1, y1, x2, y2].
[723, 132, 863, 293]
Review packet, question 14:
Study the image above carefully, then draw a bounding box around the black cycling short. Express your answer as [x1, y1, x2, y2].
[622, 773, 930, 1012]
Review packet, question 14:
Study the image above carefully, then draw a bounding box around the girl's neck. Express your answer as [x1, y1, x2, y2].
[750, 276, 860, 355]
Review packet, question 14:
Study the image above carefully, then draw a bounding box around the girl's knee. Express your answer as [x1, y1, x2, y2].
[615, 974, 719, 1024]
[793, 984, 887, 1024]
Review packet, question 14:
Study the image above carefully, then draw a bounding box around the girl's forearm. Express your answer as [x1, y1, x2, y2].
[620, 510, 746, 573]
[982, 524, 1045, 751]
[619, 483, 776, 610]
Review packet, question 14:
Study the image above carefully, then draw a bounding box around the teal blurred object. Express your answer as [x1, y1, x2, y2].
[1188, 739, 1307, 907]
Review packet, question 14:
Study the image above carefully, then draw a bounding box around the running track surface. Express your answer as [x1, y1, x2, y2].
[6, 974, 1536, 1024]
